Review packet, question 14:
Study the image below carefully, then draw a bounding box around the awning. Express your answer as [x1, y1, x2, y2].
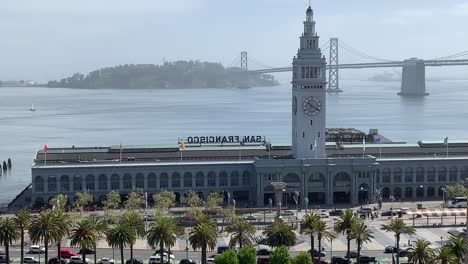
[407, 208, 467, 217]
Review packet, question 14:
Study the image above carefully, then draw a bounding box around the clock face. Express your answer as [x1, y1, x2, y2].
[303, 96, 321, 116]
[292, 96, 297, 115]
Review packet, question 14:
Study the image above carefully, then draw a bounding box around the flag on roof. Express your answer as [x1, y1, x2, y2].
[43, 144, 48, 153]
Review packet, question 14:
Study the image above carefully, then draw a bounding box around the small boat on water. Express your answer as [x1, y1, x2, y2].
[30, 104, 36, 111]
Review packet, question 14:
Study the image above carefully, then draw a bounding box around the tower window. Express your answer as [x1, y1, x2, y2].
[310, 144, 313, 150]
[310, 120, 313, 125]
[301, 67, 305, 78]
[318, 132, 320, 137]
[303, 132, 305, 138]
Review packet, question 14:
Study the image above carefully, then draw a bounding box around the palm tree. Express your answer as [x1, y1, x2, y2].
[407, 239, 433, 264]
[263, 218, 297, 248]
[29, 210, 59, 264]
[430, 246, 457, 264]
[14, 209, 31, 264]
[225, 217, 256, 248]
[0, 217, 20, 264]
[351, 221, 374, 264]
[334, 209, 358, 264]
[300, 212, 320, 257]
[315, 219, 337, 264]
[106, 220, 136, 264]
[446, 236, 465, 263]
[189, 220, 217, 264]
[381, 218, 416, 264]
[69, 220, 96, 264]
[52, 209, 72, 264]
[122, 211, 145, 262]
[85, 216, 108, 264]
[147, 215, 183, 264]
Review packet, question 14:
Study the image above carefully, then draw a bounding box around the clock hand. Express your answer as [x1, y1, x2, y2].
[308, 102, 319, 111]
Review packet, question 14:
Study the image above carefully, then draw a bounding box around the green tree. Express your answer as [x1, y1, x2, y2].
[214, 249, 239, 264]
[0, 217, 20, 264]
[263, 218, 297, 248]
[189, 217, 217, 264]
[446, 235, 465, 263]
[237, 246, 257, 264]
[122, 211, 146, 261]
[270, 246, 291, 264]
[445, 184, 468, 200]
[300, 212, 320, 257]
[74, 192, 94, 212]
[381, 218, 416, 264]
[219, 208, 235, 232]
[225, 217, 255, 248]
[152, 191, 176, 213]
[69, 220, 96, 264]
[407, 239, 434, 264]
[292, 251, 313, 264]
[103, 191, 121, 211]
[52, 209, 72, 264]
[29, 210, 60, 263]
[315, 219, 337, 264]
[206, 191, 224, 209]
[351, 221, 374, 264]
[182, 190, 203, 219]
[106, 219, 136, 264]
[147, 215, 183, 264]
[124, 192, 144, 211]
[50, 194, 68, 210]
[430, 246, 457, 264]
[334, 209, 359, 264]
[85, 216, 108, 264]
[14, 209, 31, 264]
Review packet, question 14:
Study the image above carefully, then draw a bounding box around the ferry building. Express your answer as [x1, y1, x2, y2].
[29, 5, 468, 208]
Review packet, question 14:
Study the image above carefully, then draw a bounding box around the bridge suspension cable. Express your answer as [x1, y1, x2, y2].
[228, 55, 241, 68]
[339, 40, 395, 62]
[248, 55, 279, 69]
[430, 50, 468, 61]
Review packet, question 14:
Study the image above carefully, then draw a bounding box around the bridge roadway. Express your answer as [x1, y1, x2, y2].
[247, 59, 468, 74]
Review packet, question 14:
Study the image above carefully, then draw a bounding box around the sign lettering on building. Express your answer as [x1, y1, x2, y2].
[182, 136, 265, 145]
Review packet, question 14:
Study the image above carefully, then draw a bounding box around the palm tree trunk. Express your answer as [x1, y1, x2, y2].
[310, 235, 315, 258]
[318, 235, 322, 264]
[120, 243, 124, 264]
[168, 246, 171, 264]
[201, 244, 207, 264]
[347, 235, 351, 264]
[6, 243, 10, 264]
[94, 244, 97, 264]
[396, 234, 400, 264]
[45, 241, 49, 264]
[160, 241, 164, 264]
[130, 244, 133, 262]
[82, 248, 86, 264]
[20, 229, 24, 264]
[357, 241, 361, 264]
[57, 242, 62, 264]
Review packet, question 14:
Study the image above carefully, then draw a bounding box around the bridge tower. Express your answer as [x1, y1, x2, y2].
[291, 5, 327, 159]
[398, 58, 428, 96]
[239, 51, 250, 88]
[327, 38, 342, 93]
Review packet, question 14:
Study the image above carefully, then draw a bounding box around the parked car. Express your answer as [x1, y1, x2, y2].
[359, 256, 376, 263]
[313, 257, 328, 264]
[60, 249, 77, 259]
[398, 249, 408, 257]
[125, 259, 143, 264]
[179, 259, 199, 264]
[206, 254, 219, 264]
[331, 256, 347, 264]
[244, 215, 258, 221]
[48, 257, 66, 264]
[69, 256, 89, 264]
[329, 210, 343, 216]
[309, 249, 326, 257]
[23, 257, 39, 264]
[0, 255, 13, 263]
[149, 254, 169, 264]
[358, 208, 373, 214]
[345, 251, 361, 259]
[256, 249, 272, 256]
[78, 249, 95, 255]
[281, 210, 295, 216]
[319, 212, 329, 218]
[384, 246, 398, 253]
[98, 258, 115, 264]
[381, 210, 397, 217]
[29, 245, 46, 254]
[154, 250, 175, 262]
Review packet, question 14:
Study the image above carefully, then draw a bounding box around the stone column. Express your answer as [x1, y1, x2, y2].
[271, 182, 287, 218]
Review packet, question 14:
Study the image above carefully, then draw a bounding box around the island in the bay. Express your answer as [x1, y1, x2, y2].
[47, 61, 278, 89]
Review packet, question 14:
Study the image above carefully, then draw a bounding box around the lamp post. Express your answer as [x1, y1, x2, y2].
[418, 185, 424, 208]
[441, 187, 446, 207]
[359, 187, 364, 204]
[389, 195, 395, 219]
[305, 197, 309, 213]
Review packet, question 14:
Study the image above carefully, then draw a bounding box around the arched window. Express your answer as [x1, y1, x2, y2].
[231, 171, 240, 186]
[196, 172, 204, 187]
[427, 187, 435, 197]
[438, 167, 447, 182]
[308, 173, 325, 188]
[219, 171, 228, 187]
[60, 175, 69, 192]
[184, 172, 192, 188]
[394, 187, 402, 199]
[73, 175, 82, 191]
[160, 173, 168, 188]
[382, 168, 391, 183]
[172, 172, 181, 188]
[48, 176, 57, 192]
[242, 171, 251, 186]
[111, 174, 119, 190]
[416, 167, 424, 182]
[394, 168, 402, 183]
[449, 167, 458, 182]
[427, 167, 436, 182]
[123, 174, 132, 189]
[405, 187, 413, 198]
[405, 167, 413, 183]
[334, 172, 351, 187]
[208, 171, 216, 187]
[35, 176, 44, 193]
[86, 174, 95, 190]
[136, 173, 144, 189]
[99, 174, 107, 190]
[416, 186, 424, 198]
[148, 173, 156, 189]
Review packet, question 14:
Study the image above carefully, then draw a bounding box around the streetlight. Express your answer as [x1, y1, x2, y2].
[389, 195, 395, 219]
[418, 185, 424, 208]
[304, 197, 309, 213]
[359, 187, 364, 204]
[441, 187, 447, 207]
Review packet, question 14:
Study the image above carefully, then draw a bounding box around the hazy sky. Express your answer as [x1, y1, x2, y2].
[1, 0, 468, 81]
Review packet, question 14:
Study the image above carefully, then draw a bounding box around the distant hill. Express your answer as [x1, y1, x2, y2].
[47, 61, 278, 89]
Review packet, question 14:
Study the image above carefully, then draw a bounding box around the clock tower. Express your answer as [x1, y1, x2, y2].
[292, 5, 327, 159]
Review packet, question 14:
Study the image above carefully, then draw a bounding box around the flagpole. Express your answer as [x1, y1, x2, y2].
[44, 151, 47, 166]
[379, 141, 382, 159]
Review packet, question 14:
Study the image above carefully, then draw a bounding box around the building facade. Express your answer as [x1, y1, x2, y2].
[29, 5, 468, 209]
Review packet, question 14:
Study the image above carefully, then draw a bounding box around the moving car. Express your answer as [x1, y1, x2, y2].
[0, 255, 13, 264]
[154, 250, 175, 262]
[24, 257, 39, 264]
[60, 249, 77, 258]
[381, 211, 397, 217]
[48, 257, 66, 264]
[98, 258, 115, 264]
[179, 260, 199, 264]
[78, 249, 95, 255]
[125, 259, 143, 264]
[345, 251, 361, 259]
[69, 256, 90, 264]
[359, 256, 376, 263]
[384, 246, 397, 253]
[358, 208, 373, 214]
[319, 212, 329, 218]
[313, 257, 328, 264]
[29, 245, 46, 254]
[309, 249, 326, 257]
[331, 257, 347, 264]
[206, 254, 219, 263]
[281, 210, 295, 216]
[329, 210, 343, 216]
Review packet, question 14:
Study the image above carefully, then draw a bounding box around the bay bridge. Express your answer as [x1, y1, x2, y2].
[231, 38, 468, 96]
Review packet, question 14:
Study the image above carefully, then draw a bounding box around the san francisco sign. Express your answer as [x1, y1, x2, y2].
[182, 135, 265, 145]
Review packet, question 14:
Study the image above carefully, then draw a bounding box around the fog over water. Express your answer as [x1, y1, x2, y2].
[1, 80, 468, 203]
